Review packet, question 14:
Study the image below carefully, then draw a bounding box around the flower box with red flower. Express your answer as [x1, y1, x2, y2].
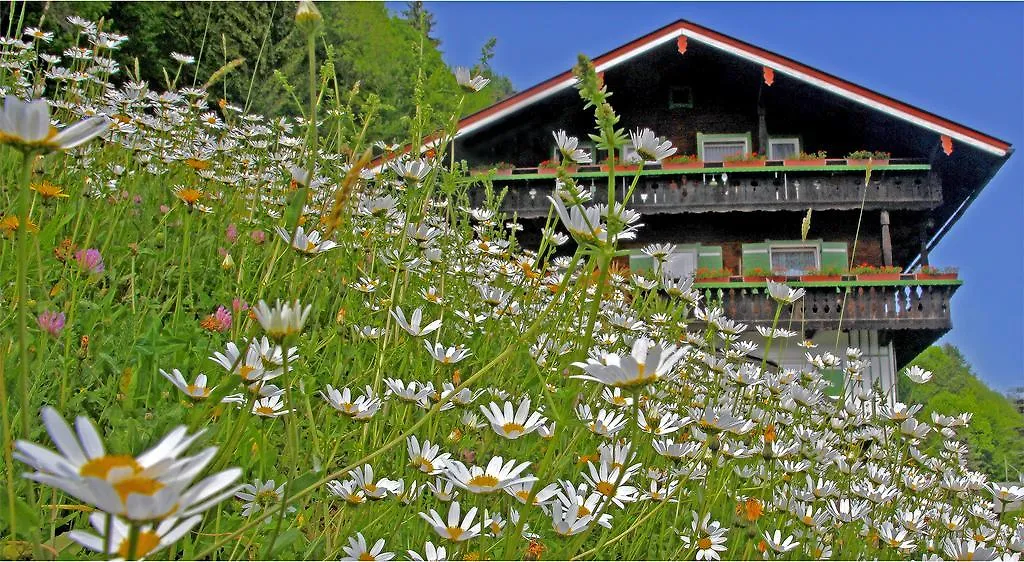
[850, 264, 902, 281]
[599, 158, 639, 172]
[783, 151, 828, 168]
[662, 154, 703, 170]
[800, 266, 845, 282]
[695, 267, 733, 284]
[742, 267, 787, 283]
[722, 152, 767, 168]
[915, 265, 958, 280]
[845, 150, 890, 168]
[537, 159, 561, 175]
[492, 163, 514, 176]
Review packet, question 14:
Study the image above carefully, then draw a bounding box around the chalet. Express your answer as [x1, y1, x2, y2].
[451, 20, 1012, 396]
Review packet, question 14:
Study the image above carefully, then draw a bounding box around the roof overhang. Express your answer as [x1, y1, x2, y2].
[454, 19, 1011, 158]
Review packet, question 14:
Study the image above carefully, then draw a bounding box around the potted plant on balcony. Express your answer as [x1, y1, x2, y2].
[852, 263, 903, 281]
[722, 152, 767, 168]
[916, 265, 958, 280]
[695, 266, 733, 284]
[845, 150, 891, 167]
[599, 156, 639, 173]
[493, 162, 514, 176]
[662, 154, 703, 170]
[800, 265, 844, 282]
[783, 150, 828, 167]
[742, 267, 787, 282]
[537, 158, 575, 175]
[471, 162, 514, 176]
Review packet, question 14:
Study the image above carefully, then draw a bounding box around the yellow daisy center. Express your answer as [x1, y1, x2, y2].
[501, 422, 525, 436]
[595, 481, 616, 496]
[697, 537, 713, 550]
[255, 405, 276, 416]
[176, 187, 204, 204]
[358, 553, 376, 561]
[577, 506, 591, 517]
[446, 527, 464, 541]
[467, 475, 499, 489]
[80, 454, 140, 479]
[117, 530, 161, 559]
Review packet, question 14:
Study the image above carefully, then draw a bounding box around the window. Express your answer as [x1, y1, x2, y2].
[669, 86, 693, 109]
[768, 137, 801, 160]
[663, 250, 697, 280]
[770, 245, 819, 275]
[697, 133, 750, 163]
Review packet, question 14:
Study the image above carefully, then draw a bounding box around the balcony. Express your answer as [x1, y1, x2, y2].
[471, 160, 941, 218]
[694, 278, 961, 366]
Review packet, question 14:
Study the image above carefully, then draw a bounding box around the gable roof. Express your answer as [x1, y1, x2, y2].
[455, 19, 1011, 157]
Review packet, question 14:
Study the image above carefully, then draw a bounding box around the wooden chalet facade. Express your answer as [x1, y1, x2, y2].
[449, 20, 1012, 395]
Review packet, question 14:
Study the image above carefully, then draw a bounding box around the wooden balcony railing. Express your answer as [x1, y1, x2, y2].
[472, 162, 941, 218]
[696, 279, 960, 332]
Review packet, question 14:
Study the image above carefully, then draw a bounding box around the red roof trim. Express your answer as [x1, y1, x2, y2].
[455, 19, 1011, 155]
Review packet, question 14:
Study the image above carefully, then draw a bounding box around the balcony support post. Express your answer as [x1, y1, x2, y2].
[919, 219, 934, 267]
[880, 210, 893, 267]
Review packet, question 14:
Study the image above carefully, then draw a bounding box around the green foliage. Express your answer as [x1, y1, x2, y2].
[901, 344, 1024, 478]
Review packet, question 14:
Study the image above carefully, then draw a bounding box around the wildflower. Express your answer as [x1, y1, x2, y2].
[391, 306, 442, 337]
[552, 130, 593, 164]
[73, 248, 104, 274]
[349, 464, 400, 500]
[200, 306, 232, 333]
[341, 533, 394, 561]
[454, 66, 490, 92]
[479, 398, 547, 439]
[0, 95, 109, 153]
[583, 460, 639, 507]
[295, 0, 323, 29]
[408, 436, 452, 475]
[160, 369, 214, 400]
[321, 384, 381, 420]
[419, 501, 481, 542]
[765, 281, 806, 304]
[236, 479, 294, 518]
[385, 378, 434, 405]
[424, 341, 472, 365]
[389, 158, 432, 184]
[762, 530, 800, 554]
[904, 365, 933, 384]
[253, 299, 311, 341]
[408, 541, 448, 562]
[573, 337, 684, 388]
[68, 512, 202, 559]
[37, 310, 65, 338]
[251, 229, 266, 244]
[31, 180, 69, 199]
[226, 223, 238, 243]
[550, 498, 597, 536]
[252, 395, 292, 418]
[15, 407, 242, 522]
[680, 511, 729, 561]
[173, 185, 204, 208]
[275, 225, 337, 255]
[427, 477, 459, 502]
[446, 456, 535, 494]
[170, 52, 195, 65]
[628, 128, 676, 163]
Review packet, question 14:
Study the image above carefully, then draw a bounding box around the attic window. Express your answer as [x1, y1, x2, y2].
[697, 133, 751, 163]
[669, 86, 693, 109]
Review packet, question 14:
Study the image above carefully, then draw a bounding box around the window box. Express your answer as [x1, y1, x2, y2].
[857, 273, 902, 282]
[800, 274, 842, 282]
[846, 158, 889, 167]
[916, 272, 957, 280]
[662, 160, 704, 170]
[538, 165, 576, 175]
[742, 274, 787, 282]
[723, 159, 766, 168]
[494, 168, 513, 176]
[783, 158, 827, 167]
[600, 163, 639, 172]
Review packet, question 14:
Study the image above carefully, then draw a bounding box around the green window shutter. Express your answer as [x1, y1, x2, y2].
[629, 254, 655, 273]
[741, 243, 770, 274]
[696, 245, 723, 270]
[820, 242, 849, 272]
[821, 368, 845, 398]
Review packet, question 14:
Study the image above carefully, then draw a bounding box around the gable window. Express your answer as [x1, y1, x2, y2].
[697, 133, 751, 163]
[669, 86, 693, 109]
[768, 137, 801, 160]
[770, 245, 819, 275]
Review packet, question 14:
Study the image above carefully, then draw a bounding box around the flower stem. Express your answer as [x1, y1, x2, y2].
[15, 150, 34, 439]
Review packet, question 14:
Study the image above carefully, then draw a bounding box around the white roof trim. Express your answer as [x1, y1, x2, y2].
[452, 25, 1007, 158]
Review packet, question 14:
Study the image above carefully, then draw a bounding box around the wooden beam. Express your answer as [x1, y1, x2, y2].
[880, 210, 893, 267]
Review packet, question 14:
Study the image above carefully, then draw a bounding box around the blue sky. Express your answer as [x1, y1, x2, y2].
[395, 2, 1023, 391]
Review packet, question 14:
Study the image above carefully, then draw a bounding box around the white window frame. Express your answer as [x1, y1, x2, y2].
[768, 137, 801, 160]
[768, 244, 820, 275]
[663, 249, 698, 281]
[697, 133, 750, 163]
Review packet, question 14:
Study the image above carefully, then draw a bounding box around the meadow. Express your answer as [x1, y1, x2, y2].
[1, 5, 1022, 561]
